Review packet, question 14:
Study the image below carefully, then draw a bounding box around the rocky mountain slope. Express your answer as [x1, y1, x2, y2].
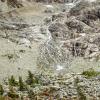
[0, 0, 99, 80]
[38, 0, 100, 71]
[0, 0, 100, 99]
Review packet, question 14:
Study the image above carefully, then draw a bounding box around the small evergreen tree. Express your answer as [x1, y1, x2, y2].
[8, 75, 18, 86]
[26, 71, 39, 86]
[0, 84, 4, 95]
[26, 71, 34, 85]
[19, 76, 26, 91]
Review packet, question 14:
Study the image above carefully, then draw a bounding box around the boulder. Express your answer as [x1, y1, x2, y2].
[64, 39, 88, 57]
[69, 0, 90, 16]
[88, 34, 100, 47]
[48, 22, 71, 41]
[52, 13, 65, 22]
[7, 0, 23, 8]
[65, 17, 93, 33]
[44, 5, 54, 13]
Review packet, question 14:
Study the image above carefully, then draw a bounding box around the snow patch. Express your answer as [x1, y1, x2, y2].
[87, 0, 96, 2]
[56, 65, 64, 71]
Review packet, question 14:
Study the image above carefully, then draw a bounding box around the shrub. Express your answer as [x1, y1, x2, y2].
[0, 84, 4, 95]
[7, 86, 19, 99]
[82, 68, 100, 78]
[28, 90, 36, 100]
[8, 92, 19, 99]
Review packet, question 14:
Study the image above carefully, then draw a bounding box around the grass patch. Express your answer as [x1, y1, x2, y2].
[82, 68, 100, 78]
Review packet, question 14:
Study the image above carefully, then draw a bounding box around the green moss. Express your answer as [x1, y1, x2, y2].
[82, 68, 100, 78]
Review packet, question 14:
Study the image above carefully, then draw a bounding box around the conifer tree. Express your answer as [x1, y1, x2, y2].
[8, 75, 18, 86]
[19, 76, 26, 91]
[0, 84, 4, 95]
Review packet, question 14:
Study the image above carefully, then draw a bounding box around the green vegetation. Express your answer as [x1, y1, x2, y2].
[8, 92, 19, 99]
[82, 68, 100, 78]
[0, 84, 4, 95]
[8, 75, 18, 86]
[19, 76, 26, 91]
[28, 90, 36, 100]
[26, 71, 40, 86]
[2, 53, 20, 62]
[8, 86, 19, 99]
[2, 70, 98, 99]
[26, 71, 34, 85]
[0, 96, 5, 100]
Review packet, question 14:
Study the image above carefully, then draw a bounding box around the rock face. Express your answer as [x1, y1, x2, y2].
[0, 0, 100, 70]
[48, 23, 70, 40]
[0, 0, 23, 9]
[38, 0, 100, 70]
[6, 0, 23, 8]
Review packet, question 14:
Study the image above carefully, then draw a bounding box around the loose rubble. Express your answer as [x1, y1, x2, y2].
[0, 0, 100, 100]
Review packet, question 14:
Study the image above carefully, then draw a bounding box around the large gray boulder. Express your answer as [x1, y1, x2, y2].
[65, 17, 94, 34]
[48, 22, 71, 41]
